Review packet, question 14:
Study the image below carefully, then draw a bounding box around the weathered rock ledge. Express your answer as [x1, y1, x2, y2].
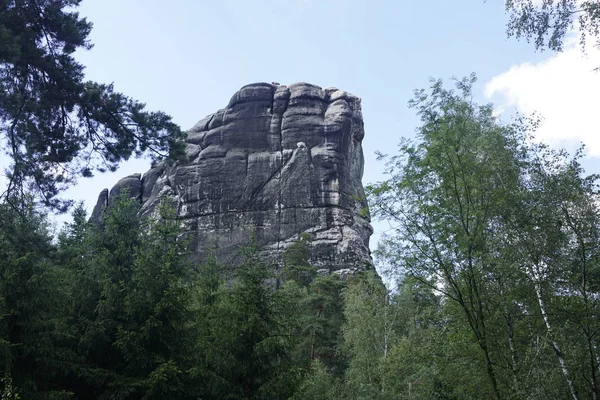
[91, 82, 373, 272]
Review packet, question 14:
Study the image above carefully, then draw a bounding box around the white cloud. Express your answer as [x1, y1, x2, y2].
[485, 41, 600, 155]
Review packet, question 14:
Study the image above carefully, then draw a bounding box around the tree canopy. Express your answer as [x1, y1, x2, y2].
[3, 2, 600, 399]
[0, 0, 185, 211]
[504, 0, 600, 51]
[368, 75, 600, 399]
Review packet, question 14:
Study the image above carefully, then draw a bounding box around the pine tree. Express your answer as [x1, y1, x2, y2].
[0, 0, 184, 211]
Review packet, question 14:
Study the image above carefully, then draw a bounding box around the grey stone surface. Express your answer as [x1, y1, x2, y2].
[91, 82, 373, 272]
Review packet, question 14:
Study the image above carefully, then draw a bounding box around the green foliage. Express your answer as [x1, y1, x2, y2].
[504, 0, 600, 52]
[282, 233, 316, 287]
[0, 0, 185, 211]
[1, 374, 20, 400]
[279, 234, 347, 380]
[369, 75, 528, 398]
[300, 274, 346, 375]
[196, 248, 302, 399]
[341, 271, 391, 399]
[368, 75, 600, 399]
[292, 360, 340, 400]
[112, 202, 195, 399]
[3, 71, 600, 399]
[0, 199, 77, 399]
[52, 195, 198, 399]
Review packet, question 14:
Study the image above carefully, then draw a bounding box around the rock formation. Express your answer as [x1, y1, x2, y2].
[91, 82, 373, 273]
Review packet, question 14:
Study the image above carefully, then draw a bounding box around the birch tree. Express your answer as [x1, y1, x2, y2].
[368, 75, 529, 399]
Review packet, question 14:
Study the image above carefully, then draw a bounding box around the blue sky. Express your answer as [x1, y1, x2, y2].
[58, 0, 600, 261]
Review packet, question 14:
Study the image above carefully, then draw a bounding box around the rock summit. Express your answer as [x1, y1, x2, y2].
[91, 82, 373, 273]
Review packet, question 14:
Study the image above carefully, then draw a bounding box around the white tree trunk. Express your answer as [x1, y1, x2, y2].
[532, 267, 579, 400]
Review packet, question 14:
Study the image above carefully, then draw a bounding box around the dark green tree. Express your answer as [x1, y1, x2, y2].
[0, 0, 184, 211]
[113, 202, 196, 399]
[0, 199, 75, 398]
[277, 235, 348, 397]
[297, 274, 346, 376]
[56, 196, 200, 399]
[291, 360, 340, 400]
[58, 194, 142, 397]
[200, 247, 300, 399]
[282, 233, 316, 288]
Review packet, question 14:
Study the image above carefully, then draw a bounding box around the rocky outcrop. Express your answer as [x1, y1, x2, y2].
[91, 82, 373, 272]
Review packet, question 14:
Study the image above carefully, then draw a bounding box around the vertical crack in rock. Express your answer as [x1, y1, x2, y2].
[273, 85, 289, 264]
[91, 82, 374, 272]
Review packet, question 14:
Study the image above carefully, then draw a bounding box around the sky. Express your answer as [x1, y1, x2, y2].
[33, 0, 600, 265]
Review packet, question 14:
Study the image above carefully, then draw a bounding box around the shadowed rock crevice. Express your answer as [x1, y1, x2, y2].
[91, 82, 373, 272]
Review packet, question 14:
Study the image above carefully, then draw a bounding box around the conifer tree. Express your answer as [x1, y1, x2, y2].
[0, 199, 73, 398]
[59, 196, 199, 399]
[201, 247, 300, 399]
[113, 202, 196, 399]
[0, 0, 184, 211]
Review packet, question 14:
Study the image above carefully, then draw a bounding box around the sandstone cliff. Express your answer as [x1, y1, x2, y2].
[91, 82, 373, 273]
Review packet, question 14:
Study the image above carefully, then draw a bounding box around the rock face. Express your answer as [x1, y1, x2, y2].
[91, 82, 373, 272]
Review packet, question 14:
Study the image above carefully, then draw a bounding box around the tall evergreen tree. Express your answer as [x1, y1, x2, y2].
[202, 248, 300, 399]
[113, 202, 196, 399]
[279, 235, 346, 376]
[59, 196, 200, 399]
[0, 199, 74, 398]
[0, 0, 184, 211]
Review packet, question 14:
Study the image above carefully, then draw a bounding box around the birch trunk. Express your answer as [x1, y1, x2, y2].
[531, 267, 579, 400]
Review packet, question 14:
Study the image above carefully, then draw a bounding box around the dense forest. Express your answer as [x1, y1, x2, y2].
[3, 77, 600, 399]
[3, 0, 600, 399]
